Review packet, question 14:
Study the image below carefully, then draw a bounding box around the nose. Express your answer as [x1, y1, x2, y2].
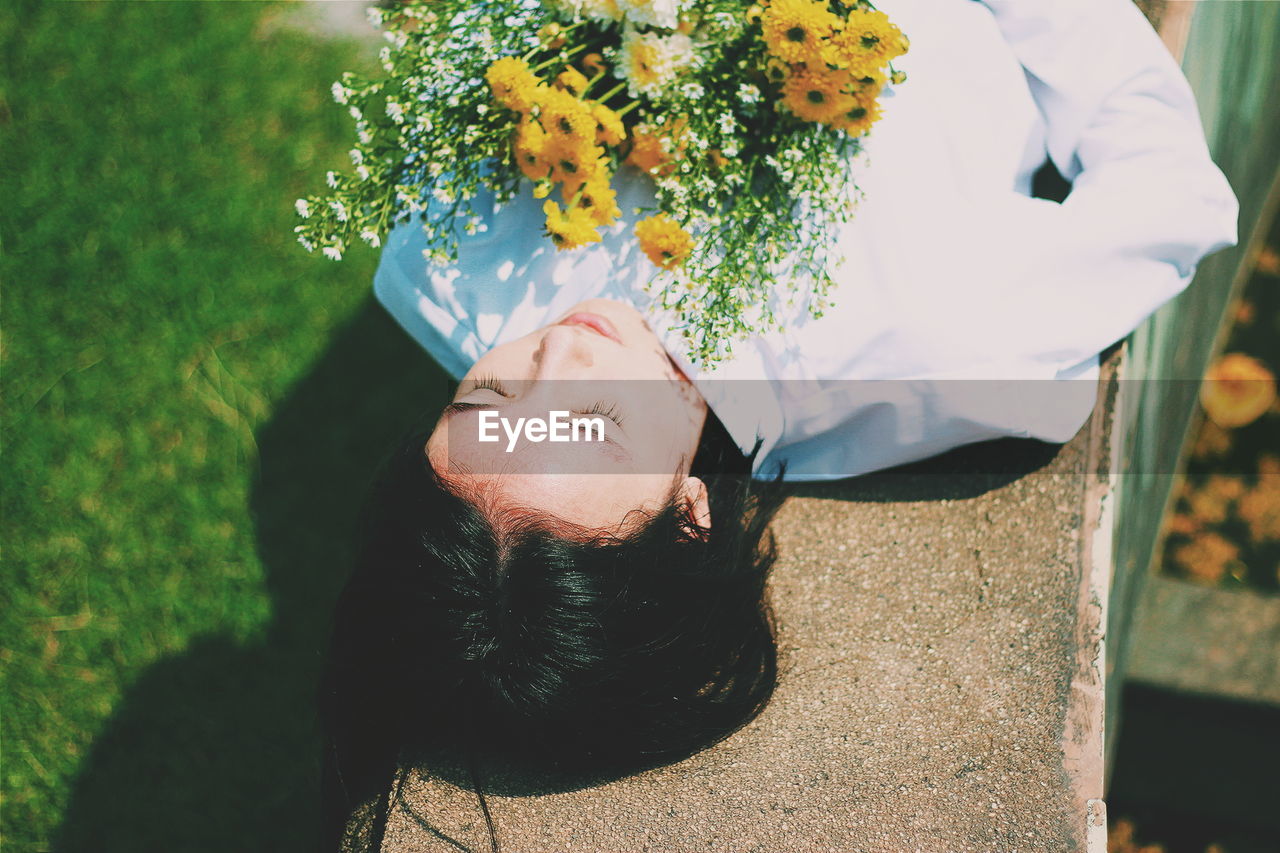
[533, 324, 596, 378]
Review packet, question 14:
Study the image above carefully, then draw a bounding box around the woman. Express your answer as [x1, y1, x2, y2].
[322, 0, 1237, 847]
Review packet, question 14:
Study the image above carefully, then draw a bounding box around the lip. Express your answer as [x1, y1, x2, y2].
[557, 312, 623, 344]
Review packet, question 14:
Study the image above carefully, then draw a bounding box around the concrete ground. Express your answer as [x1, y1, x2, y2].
[369, 405, 1110, 852]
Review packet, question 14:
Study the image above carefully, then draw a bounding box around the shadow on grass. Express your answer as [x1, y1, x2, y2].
[56, 298, 448, 852]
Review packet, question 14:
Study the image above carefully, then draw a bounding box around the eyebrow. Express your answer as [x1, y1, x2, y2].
[442, 402, 632, 460]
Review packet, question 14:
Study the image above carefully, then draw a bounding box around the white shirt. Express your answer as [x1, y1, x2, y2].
[372, 0, 1238, 481]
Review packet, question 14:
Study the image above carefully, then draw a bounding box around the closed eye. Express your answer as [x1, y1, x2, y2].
[578, 401, 624, 427]
[469, 375, 512, 397]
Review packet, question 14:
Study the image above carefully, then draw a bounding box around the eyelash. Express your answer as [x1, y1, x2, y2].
[582, 401, 624, 427]
[467, 376, 624, 427]
[471, 375, 510, 396]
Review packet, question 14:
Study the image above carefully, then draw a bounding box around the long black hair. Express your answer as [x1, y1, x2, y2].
[319, 408, 786, 851]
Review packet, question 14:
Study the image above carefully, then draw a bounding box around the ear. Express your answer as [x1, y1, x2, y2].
[676, 476, 711, 539]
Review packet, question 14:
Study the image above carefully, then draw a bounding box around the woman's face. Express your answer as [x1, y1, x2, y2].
[426, 299, 711, 534]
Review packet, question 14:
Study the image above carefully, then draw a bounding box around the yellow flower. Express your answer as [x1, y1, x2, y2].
[565, 173, 622, 227]
[543, 199, 602, 250]
[486, 56, 541, 113]
[590, 103, 626, 147]
[582, 52, 607, 76]
[635, 214, 694, 269]
[546, 135, 606, 188]
[1200, 353, 1277, 428]
[825, 8, 909, 73]
[834, 93, 882, 136]
[513, 120, 552, 181]
[781, 66, 855, 124]
[760, 0, 840, 65]
[538, 23, 566, 49]
[555, 66, 590, 97]
[763, 57, 789, 85]
[845, 67, 887, 97]
[538, 88, 597, 144]
[625, 118, 685, 175]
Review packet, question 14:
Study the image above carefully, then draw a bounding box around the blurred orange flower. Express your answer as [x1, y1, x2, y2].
[1256, 245, 1280, 276]
[1173, 531, 1240, 584]
[1238, 459, 1280, 543]
[1183, 475, 1244, 525]
[1107, 818, 1165, 853]
[1200, 353, 1276, 428]
[1191, 419, 1232, 459]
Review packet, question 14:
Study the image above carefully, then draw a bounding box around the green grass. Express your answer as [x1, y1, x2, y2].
[1, 2, 446, 848]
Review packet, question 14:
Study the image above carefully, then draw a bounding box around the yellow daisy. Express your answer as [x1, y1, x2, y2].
[566, 173, 622, 227]
[555, 66, 590, 97]
[513, 120, 552, 181]
[485, 56, 541, 113]
[833, 93, 883, 136]
[635, 214, 694, 269]
[537, 88, 597, 144]
[781, 66, 855, 125]
[760, 0, 840, 65]
[825, 8, 909, 73]
[543, 199, 602, 250]
[591, 102, 627, 146]
[546, 135, 606, 187]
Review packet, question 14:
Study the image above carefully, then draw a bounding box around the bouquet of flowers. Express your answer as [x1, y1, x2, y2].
[295, 0, 908, 364]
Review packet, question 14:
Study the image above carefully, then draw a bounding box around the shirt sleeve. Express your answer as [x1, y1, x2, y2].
[974, 0, 1239, 371]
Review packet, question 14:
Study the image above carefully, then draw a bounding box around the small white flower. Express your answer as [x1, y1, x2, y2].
[359, 230, 381, 248]
[680, 82, 704, 100]
[325, 171, 339, 189]
[432, 187, 455, 204]
[295, 199, 311, 218]
[331, 82, 350, 105]
[349, 148, 364, 167]
[330, 201, 349, 222]
[356, 165, 371, 182]
[366, 6, 384, 28]
[737, 83, 761, 105]
[323, 246, 343, 261]
[385, 101, 405, 123]
[358, 128, 373, 145]
[616, 0, 684, 30]
[716, 112, 736, 134]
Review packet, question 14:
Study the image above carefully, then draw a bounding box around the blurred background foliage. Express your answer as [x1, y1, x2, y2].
[1, 1, 445, 848]
[1162, 219, 1280, 591]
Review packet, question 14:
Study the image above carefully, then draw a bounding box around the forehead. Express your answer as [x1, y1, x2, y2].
[428, 439, 677, 533]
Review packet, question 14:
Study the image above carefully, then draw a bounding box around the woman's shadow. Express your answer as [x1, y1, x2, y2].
[56, 298, 450, 852]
